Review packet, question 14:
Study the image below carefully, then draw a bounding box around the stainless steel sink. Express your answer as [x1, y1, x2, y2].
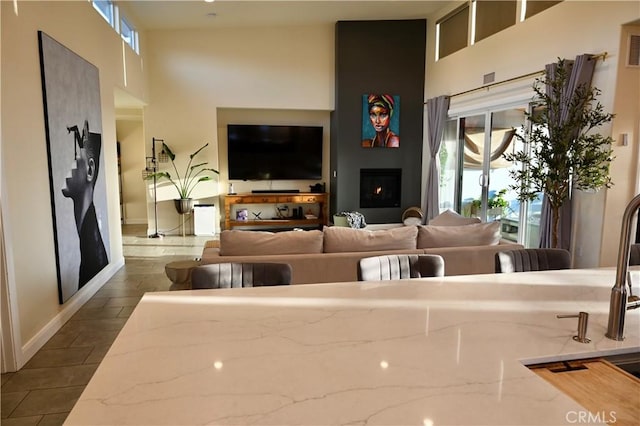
[604, 352, 640, 379]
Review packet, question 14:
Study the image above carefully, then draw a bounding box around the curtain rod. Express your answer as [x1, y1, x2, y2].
[428, 52, 608, 102]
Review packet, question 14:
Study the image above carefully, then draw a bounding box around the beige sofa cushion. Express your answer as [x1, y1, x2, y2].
[429, 209, 481, 226]
[417, 221, 501, 248]
[201, 244, 524, 283]
[423, 243, 523, 276]
[323, 225, 418, 253]
[219, 230, 324, 256]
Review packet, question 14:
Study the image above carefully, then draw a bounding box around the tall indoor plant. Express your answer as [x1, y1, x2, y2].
[503, 58, 614, 248]
[148, 142, 219, 214]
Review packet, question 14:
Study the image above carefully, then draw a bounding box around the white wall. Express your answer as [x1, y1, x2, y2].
[425, 1, 640, 267]
[1, 1, 146, 369]
[143, 25, 334, 234]
[600, 23, 640, 266]
[116, 118, 148, 224]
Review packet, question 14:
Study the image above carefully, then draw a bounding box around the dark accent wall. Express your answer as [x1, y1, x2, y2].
[330, 19, 427, 224]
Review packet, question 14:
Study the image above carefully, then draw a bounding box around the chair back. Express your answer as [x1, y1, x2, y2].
[358, 254, 445, 281]
[191, 263, 292, 289]
[495, 248, 571, 273]
[630, 243, 640, 266]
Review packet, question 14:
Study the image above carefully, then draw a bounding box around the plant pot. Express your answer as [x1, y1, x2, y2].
[487, 207, 504, 218]
[174, 198, 194, 215]
[333, 214, 349, 227]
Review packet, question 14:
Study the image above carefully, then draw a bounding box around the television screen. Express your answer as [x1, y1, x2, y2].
[227, 124, 323, 180]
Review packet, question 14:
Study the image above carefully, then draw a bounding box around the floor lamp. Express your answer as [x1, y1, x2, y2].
[142, 137, 168, 238]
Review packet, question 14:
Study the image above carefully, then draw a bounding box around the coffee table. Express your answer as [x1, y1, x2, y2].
[164, 259, 201, 290]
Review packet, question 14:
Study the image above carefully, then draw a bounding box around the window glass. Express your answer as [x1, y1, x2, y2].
[437, 4, 469, 60]
[474, 0, 516, 43]
[524, 0, 562, 19]
[460, 114, 486, 219]
[486, 108, 526, 240]
[120, 17, 137, 52]
[92, 1, 114, 27]
[438, 119, 460, 213]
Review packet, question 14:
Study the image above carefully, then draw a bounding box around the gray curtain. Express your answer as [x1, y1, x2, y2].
[538, 54, 597, 249]
[423, 95, 450, 223]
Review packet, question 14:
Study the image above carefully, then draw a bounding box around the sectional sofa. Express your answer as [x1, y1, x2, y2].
[200, 215, 523, 284]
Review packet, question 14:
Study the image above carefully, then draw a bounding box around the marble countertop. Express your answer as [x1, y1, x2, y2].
[65, 268, 640, 425]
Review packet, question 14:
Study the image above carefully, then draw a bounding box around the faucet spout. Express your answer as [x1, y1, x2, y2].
[606, 193, 640, 340]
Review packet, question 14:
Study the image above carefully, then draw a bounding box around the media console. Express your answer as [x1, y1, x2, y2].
[224, 192, 328, 230]
[251, 189, 300, 194]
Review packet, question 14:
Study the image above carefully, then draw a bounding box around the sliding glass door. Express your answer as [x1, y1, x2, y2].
[460, 114, 488, 219]
[439, 105, 541, 247]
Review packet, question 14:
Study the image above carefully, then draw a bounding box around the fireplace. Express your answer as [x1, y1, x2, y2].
[360, 168, 402, 208]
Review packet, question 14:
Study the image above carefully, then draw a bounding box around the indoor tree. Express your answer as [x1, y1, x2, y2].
[503, 58, 615, 249]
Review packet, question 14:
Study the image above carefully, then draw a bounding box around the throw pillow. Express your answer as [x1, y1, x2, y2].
[323, 225, 418, 253]
[417, 221, 501, 248]
[220, 230, 324, 256]
[429, 209, 481, 226]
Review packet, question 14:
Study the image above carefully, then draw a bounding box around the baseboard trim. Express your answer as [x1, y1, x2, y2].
[123, 219, 147, 225]
[19, 256, 125, 369]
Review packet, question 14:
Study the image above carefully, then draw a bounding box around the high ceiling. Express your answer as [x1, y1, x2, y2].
[121, 0, 452, 30]
[115, 1, 452, 110]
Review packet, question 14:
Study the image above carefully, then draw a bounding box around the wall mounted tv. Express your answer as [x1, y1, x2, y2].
[227, 124, 323, 180]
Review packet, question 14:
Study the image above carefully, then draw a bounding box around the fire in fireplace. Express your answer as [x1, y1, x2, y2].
[360, 168, 402, 208]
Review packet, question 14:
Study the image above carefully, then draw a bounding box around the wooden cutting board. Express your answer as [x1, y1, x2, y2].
[530, 358, 640, 426]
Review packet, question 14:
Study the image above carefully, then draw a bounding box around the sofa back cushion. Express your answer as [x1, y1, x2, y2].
[220, 230, 324, 256]
[323, 225, 418, 253]
[429, 209, 481, 226]
[417, 221, 501, 248]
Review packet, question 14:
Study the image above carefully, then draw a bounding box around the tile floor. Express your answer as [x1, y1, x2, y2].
[1, 225, 216, 425]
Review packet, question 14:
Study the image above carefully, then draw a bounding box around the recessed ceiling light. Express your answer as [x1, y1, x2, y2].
[204, 0, 215, 3]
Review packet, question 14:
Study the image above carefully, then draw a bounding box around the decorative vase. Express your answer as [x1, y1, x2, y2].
[174, 198, 194, 215]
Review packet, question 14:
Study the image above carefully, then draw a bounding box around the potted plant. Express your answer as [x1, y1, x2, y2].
[147, 142, 220, 214]
[463, 190, 509, 219]
[503, 58, 614, 248]
[488, 189, 510, 218]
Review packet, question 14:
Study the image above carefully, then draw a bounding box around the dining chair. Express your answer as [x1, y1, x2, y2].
[495, 248, 571, 273]
[629, 243, 640, 266]
[357, 254, 445, 281]
[190, 262, 292, 289]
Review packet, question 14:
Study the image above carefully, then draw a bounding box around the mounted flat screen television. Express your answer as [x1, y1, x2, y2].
[227, 124, 323, 180]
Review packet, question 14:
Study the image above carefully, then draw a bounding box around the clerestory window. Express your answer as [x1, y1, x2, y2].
[92, 1, 139, 54]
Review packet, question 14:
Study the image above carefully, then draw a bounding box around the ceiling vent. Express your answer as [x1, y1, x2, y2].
[627, 34, 640, 67]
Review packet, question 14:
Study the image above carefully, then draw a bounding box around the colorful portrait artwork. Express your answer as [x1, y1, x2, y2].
[361, 94, 400, 148]
[39, 32, 110, 303]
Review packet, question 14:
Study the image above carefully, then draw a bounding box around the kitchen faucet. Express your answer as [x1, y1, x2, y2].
[606, 193, 640, 340]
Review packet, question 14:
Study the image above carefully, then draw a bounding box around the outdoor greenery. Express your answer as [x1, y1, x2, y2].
[488, 189, 509, 211]
[146, 142, 219, 199]
[503, 58, 614, 248]
[465, 189, 510, 218]
[438, 142, 449, 188]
